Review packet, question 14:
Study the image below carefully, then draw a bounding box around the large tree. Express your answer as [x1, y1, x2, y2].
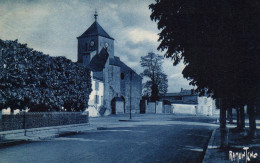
[149, 0, 260, 142]
[0, 39, 92, 112]
[140, 52, 168, 101]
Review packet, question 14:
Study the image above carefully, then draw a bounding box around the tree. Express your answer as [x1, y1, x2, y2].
[0, 39, 92, 112]
[150, 0, 260, 142]
[140, 52, 168, 101]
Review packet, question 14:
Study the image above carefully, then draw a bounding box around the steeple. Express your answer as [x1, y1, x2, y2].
[94, 10, 98, 21]
[77, 16, 114, 40]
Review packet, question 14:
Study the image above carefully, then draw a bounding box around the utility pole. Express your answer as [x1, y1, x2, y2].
[130, 71, 132, 119]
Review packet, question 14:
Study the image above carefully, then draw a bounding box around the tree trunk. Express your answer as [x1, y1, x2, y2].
[220, 100, 228, 148]
[0, 110, 2, 132]
[10, 108, 14, 115]
[248, 104, 256, 138]
[236, 108, 240, 128]
[239, 105, 245, 130]
[227, 108, 233, 123]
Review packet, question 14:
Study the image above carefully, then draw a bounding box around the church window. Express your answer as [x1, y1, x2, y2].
[120, 73, 124, 80]
[95, 81, 99, 91]
[95, 95, 99, 104]
[101, 96, 103, 105]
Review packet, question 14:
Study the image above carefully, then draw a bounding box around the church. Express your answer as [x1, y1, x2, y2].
[77, 12, 142, 115]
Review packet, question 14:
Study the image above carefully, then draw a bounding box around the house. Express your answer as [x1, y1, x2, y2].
[86, 72, 104, 117]
[160, 88, 218, 116]
[78, 12, 142, 115]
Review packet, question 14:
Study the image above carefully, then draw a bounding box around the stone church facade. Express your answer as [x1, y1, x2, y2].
[77, 14, 142, 115]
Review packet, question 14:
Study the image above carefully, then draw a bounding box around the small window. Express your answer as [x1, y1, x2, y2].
[204, 98, 207, 104]
[95, 81, 99, 91]
[120, 73, 124, 80]
[95, 95, 99, 104]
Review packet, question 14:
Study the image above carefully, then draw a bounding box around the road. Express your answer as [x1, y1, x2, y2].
[0, 115, 218, 163]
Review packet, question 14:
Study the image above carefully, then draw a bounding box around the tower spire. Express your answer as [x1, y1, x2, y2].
[94, 10, 98, 21]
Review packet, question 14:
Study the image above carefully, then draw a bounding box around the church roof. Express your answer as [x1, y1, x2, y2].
[78, 21, 114, 40]
[110, 56, 142, 79]
[88, 48, 109, 72]
[93, 71, 103, 81]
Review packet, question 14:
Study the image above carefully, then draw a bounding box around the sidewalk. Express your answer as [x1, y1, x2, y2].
[0, 123, 95, 148]
[203, 127, 260, 163]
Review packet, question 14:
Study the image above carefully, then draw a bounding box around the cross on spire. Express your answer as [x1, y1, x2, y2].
[94, 10, 98, 21]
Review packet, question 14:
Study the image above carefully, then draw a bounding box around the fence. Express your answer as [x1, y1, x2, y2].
[1, 112, 88, 131]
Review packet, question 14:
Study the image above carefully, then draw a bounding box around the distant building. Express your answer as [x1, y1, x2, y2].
[78, 12, 142, 115]
[87, 72, 104, 116]
[160, 89, 217, 116]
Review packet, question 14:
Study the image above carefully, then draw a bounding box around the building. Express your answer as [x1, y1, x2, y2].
[160, 89, 217, 116]
[78, 12, 142, 115]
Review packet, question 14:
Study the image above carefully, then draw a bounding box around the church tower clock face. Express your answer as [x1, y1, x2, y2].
[105, 42, 108, 48]
[77, 11, 115, 63]
[90, 40, 95, 47]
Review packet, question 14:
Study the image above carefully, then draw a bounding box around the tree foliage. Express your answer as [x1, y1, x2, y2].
[140, 52, 168, 100]
[149, 0, 260, 106]
[0, 39, 92, 112]
[149, 0, 260, 137]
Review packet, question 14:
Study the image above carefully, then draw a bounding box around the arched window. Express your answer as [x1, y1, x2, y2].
[120, 73, 124, 80]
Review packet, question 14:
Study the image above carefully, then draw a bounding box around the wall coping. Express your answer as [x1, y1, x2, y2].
[0, 123, 89, 136]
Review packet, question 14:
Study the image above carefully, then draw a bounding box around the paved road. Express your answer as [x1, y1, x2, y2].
[0, 115, 218, 163]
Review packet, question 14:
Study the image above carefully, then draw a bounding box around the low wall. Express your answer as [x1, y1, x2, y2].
[156, 101, 163, 113]
[146, 102, 156, 113]
[164, 105, 172, 114]
[145, 101, 173, 114]
[1, 112, 88, 131]
[0, 123, 89, 140]
[172, 104, 197, 115]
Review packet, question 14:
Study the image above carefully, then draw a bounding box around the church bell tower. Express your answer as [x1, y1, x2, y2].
[77, 11, 114, 67]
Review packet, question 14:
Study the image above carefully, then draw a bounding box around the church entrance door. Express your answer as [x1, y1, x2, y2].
[111, 98, 116, 114]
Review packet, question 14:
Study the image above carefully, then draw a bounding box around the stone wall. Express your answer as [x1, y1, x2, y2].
[197, 96, 216, 116]
[156, 101, 163, 113]
[146, 102, 156, 113]
[146, 101, 173, 114]
[98, 36, 114, 58]
[164, 105, 172, 114]
[103, 64, 121, 114]
[77, 36, 98, 63]
[1, 112, 88, 131]
[123, 72, 142, 113]
[172, 104, 197, 115]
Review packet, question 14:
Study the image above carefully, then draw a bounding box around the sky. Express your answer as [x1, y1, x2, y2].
[0, 0, 193, 92]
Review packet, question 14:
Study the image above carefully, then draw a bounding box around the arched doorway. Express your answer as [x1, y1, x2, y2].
[121, 96, 125, 113]
[111, 98, 116, 114]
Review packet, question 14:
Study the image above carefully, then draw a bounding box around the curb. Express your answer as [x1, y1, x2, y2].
[0, 139, 28, 148]
[0, 123, 92, 147]
[202, 128, 217, 163]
